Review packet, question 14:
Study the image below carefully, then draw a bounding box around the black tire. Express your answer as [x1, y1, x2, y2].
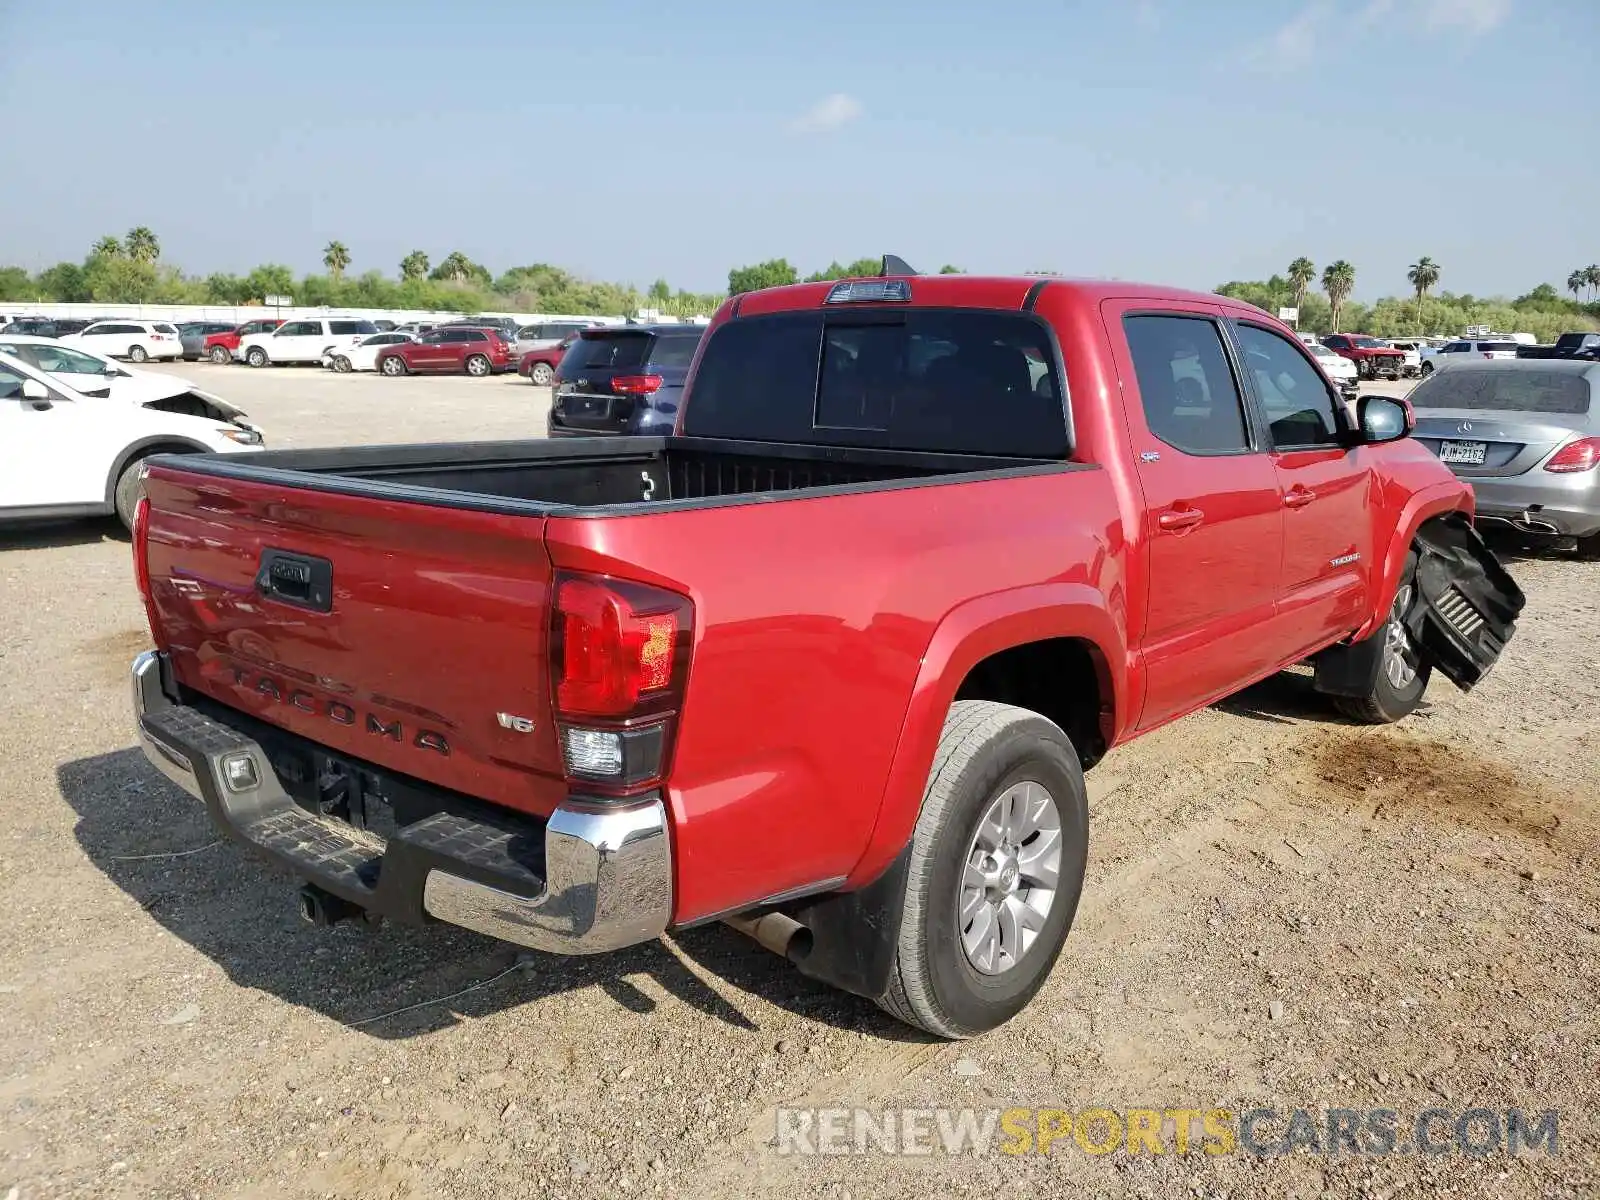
[380, 355, 406, 377]
[876, 700, 1089, 1039]
[245, 346, 269, 368]
[209, 345, 231, 365]
[464, 354, 490, 377]
[1333, 552, 1432, 724]
[1420, 361, 1434, 377]
[128, 345, 148, 363]
[332, 355, 351, 373]
[530, 361, 554, 386]
[114, 457, 150, 529]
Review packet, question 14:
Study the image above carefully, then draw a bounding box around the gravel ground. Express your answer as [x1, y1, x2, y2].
[1, 367, 1595, 1198]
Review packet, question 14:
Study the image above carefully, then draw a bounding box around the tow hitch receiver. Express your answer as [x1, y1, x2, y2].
[1404, 513, 1526, 691]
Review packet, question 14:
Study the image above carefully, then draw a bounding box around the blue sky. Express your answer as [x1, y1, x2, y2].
[0, 0, 1588, 299]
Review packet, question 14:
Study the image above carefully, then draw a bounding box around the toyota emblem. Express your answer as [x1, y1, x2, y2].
[1457, 420, 1474, 434]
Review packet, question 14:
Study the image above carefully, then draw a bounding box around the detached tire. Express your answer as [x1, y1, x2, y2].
[877, 700, 1089, 1039]
[1333, 551, 1432, 724]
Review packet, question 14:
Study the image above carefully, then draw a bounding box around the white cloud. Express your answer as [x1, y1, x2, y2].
[1420, 0, 1512, 33]
[788, 93, 864, 135]
[1245, 2, 1330, 72]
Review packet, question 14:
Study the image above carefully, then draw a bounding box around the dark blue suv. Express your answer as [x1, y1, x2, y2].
[546, 324, 706, 437]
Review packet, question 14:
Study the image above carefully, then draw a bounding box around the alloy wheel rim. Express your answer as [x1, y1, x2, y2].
[1384, 583, 1421, 690]
[958, 780, 1063, 976]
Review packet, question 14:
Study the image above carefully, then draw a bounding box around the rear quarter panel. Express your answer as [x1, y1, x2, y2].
[545, 468, 1129, 924]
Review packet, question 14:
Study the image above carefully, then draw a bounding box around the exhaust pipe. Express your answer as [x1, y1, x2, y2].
[723, 911, 812, 962]
[298, 882, 365, 927]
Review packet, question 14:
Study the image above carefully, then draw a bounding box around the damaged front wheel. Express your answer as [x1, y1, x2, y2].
[1329, 552, 1433, 724]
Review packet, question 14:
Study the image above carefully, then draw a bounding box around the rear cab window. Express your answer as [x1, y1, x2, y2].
[1409, 369, 1593, 415]
[683, 309, 1067, 457]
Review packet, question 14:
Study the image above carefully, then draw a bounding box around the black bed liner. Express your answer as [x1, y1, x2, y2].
[150, 434, 1084, 518]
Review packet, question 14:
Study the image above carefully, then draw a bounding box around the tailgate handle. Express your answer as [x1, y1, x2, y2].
[256, 549, 333, 613]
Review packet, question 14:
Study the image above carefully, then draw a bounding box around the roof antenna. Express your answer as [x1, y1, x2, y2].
[880, 254, 918, 277]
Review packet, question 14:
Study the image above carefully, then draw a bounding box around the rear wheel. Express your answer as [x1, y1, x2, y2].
[128, 345, 148, 363]
[530, 362, 554, 386]
[209, 345, 231, 365]
[1333, 553, 1431, 724]
[875, 700, 1088, 1038]
[464, 354, 490, 377]
[380, 355, 406, 377]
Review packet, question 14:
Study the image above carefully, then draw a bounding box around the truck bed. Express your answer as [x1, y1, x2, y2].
[153, 435, 1062, 515]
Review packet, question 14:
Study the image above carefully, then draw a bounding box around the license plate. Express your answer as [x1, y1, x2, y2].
[569, 396, 611, 417]
[1439, 440, 1487, 465]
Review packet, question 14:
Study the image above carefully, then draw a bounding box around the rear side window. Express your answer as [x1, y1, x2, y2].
[684, 309, 1067, 457]
[567, 332, 652, 371]
[329, 320, 377, 336]
[153, 323, 179, 335]
[1479, 342, 1519, 353]
[1122, 315, 1250, 454]
[1409, 369, 1592, 415]
[647, 335, 703, 370]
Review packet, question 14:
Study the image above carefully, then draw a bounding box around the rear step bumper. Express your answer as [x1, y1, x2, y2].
[131, 651, 673, 954]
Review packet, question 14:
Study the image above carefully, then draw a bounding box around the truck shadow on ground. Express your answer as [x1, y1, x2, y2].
[57, 748, 927, 1044]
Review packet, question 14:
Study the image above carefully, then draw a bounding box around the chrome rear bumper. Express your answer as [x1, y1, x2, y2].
[131, 651, 673, 954]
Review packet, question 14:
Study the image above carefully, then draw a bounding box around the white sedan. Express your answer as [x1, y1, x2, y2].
[0, 333, 251, 423]
[0, 350, 264, 529]
[323, 331, 416, 373]
[61, 319, 184, 363]
[1307, 342, 1359, 383]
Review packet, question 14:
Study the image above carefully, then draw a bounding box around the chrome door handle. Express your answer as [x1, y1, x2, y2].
[1157, 506, 1205, 532]
[1284, 486, 1317, 509]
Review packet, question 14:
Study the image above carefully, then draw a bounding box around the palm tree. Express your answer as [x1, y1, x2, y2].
[400, 250, 430, 281]
[92, 235, 123, 259]
[1287, 257, 1315, 327]
[1586, 265, 1600, 302]
[1322, 260, 1356, 332]
[323, 241, 351, 280]
[124, 227, 160, 263]
[1569, 269, 1589, 302]
[1407, 256, 1440, 327]
[437, 251, 473, 283]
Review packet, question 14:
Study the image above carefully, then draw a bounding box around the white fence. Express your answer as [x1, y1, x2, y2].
[0, 302, 709, 327]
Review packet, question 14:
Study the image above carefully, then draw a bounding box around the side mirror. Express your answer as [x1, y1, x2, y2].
[21, 378, 52, 408]
[1358, 396, 1411, 444]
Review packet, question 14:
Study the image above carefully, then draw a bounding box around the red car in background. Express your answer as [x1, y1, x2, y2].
[518, 332, 581, 386]
[375, 327, 513, 377]
[204, 318, 284, 364]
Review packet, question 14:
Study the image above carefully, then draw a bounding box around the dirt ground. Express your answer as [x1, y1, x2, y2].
[0, 366, 1595, 1199]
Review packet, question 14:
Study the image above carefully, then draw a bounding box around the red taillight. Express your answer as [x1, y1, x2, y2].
[610, 374, 664, 395]
[551, 573, 693, 793]
[1544, 437, 1600, 474]
[131, 493, 164, 648]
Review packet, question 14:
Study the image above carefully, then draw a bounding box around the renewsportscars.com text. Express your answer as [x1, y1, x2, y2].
[773, 1106, 1560, 1159]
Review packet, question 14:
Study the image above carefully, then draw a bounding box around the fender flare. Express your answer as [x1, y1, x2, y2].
[104, 437, 211, 505]
[1353, 478, 1473, 642]
[843, 582, 1125, 889]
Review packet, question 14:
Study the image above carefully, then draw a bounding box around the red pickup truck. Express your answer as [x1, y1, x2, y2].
[203, 318, 284, 365]
[128, 266, 1523, 1038]
[1321, 333, 1408, 380]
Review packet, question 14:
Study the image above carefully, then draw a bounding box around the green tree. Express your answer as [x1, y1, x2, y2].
[204, 273, 251, 304]
[727, 259, 798, 295]
[1586, 265, 1600, 301]
[35, 262, 89, 302]
[430, 251, 490, 285]
[0, 266, 32, 302]
[1322, 260, 1356, 332]
[125, 226, 160, 264]
[647, 278, 671, 303]
[938, 264, 964, 274]
[1287, 257, 1316, 326]
[1568, 269, 1588, 302]
[91, 235, 123, 260]
[323, 241, 351, 280]
[85, 255, 158, 302]
[400, 250, 430, 281]
[1406, 256, 1440, 327]
[244, 263, 295, 302]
